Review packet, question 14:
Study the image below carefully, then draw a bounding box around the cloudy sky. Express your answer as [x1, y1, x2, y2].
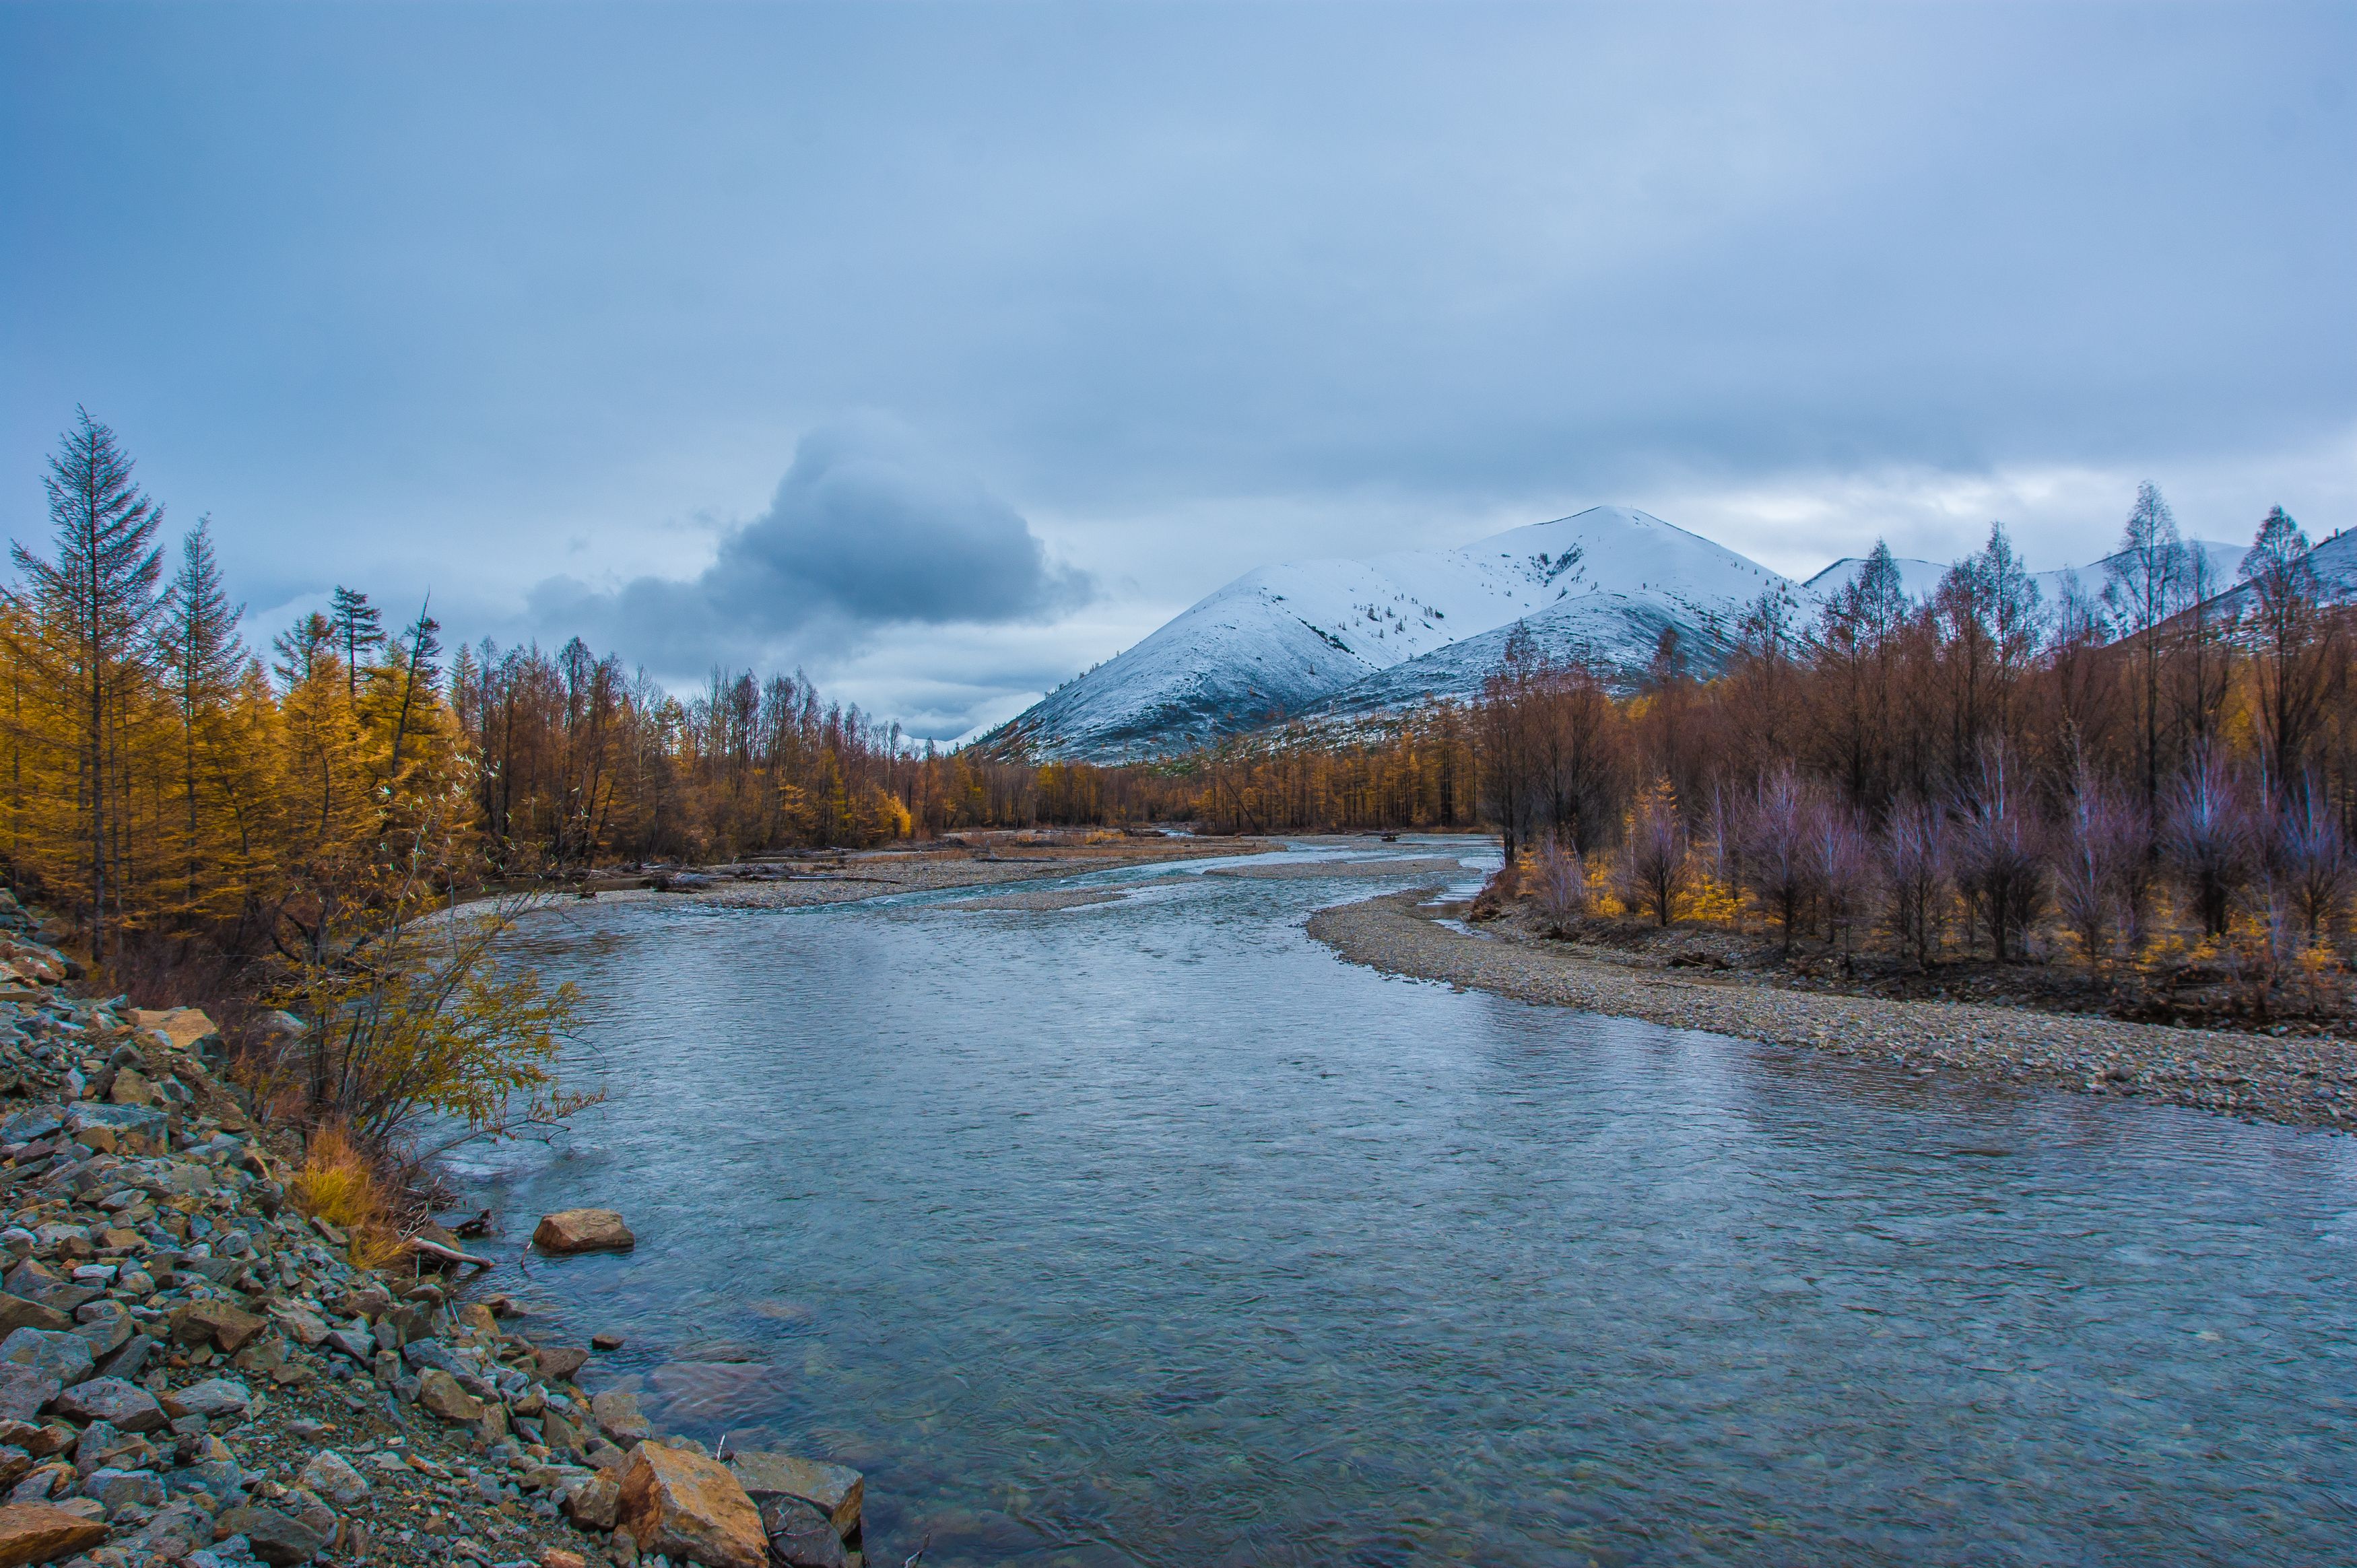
[4, 3, 2351, 739]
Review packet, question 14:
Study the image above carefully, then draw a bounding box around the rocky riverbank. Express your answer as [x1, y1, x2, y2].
[1309, 889, 2357, 1130]
[0, 893, 871, 1568]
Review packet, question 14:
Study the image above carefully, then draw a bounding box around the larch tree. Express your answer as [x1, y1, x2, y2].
[8, 410, 166, 960]
[330, 586, 384, 704]
[160, 516, 248, 921]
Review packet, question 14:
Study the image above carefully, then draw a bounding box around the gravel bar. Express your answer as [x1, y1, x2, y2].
[1309, 889, 2357, 1132]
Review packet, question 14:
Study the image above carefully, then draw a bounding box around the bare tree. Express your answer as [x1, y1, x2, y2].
[1810, 800, 1871, 954]
[2102, 481, 2186, 815]
[2053, 763, 2136, 974]
[1620, 780, 1688, 926]
[1477, 626, 1544, 860]
[2238, 506, 2342, 798]
[1741, 768, 1814, 953]
[1880, 798, 1950, 969]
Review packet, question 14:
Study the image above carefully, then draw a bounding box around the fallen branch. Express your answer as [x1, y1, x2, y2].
[405, 1235, 494, 1269]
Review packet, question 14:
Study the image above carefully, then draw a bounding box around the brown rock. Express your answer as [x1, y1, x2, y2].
[591, 1332, 625, 1351]
[170, 1299, 266, 1353]
[0, 1299, 67, 1339]
[457, 1303, 498, 1336]
[729, 1452, 863, 1540]
[415, 1369, 484, 1424]
[107, 1069, 158, 1107]
[532, 1209, 634, 1254]
[214, 1502, 331, 1566]
[563, 1472, 621, 1530]
[534, 1344, 589, 1381]
[618, 1443, 767, 1568]
[0, 1500, 108, 1565]
[541, 1552, 587, 1568]
[127, 1007, 218, 1053]
[540, 1405, 586, 1456]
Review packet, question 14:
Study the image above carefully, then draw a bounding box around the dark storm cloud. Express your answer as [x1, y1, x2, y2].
[529, 419, 1090, 673]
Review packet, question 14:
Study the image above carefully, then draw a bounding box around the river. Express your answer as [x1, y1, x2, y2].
[457, 840, 2357, 1567]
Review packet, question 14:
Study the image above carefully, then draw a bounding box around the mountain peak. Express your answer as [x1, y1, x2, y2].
[981, 506, 1786, 761]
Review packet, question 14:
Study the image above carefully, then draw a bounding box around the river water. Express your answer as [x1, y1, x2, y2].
[457, 841, 2357, 1567]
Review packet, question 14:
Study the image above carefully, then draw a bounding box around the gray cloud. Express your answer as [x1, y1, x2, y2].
[6, 3, 2351, 735]
[529, 418, 1091, 674]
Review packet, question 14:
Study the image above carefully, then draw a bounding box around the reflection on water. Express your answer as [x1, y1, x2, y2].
[456, 842, 2357, 1567]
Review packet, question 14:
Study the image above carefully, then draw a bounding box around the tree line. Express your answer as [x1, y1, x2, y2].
[7, 411, 2350, 1013]
[1465, 498, 2354, 1000]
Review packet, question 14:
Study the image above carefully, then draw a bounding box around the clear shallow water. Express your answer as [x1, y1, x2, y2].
[457, 842, 2357, 1567]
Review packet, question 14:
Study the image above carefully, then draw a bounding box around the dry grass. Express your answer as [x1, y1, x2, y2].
[287, 1124, 407, 1269]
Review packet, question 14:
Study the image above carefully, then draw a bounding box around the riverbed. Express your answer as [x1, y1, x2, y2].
[458, 840, 2357, 1567]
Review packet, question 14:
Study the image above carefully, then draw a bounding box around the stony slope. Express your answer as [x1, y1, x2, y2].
[0, 891, 871, 1568]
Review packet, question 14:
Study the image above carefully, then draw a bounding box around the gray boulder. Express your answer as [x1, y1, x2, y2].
[52, 1375, 164, 1432]
[0, 1326, 92, 1388]
[81, 1465, 166, 1509]
[761, 1495, 848, 1568]
[166, 1377, 252, 1419]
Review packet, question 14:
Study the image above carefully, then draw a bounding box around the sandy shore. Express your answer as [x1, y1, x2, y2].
[1309, 889, 2357, 1131]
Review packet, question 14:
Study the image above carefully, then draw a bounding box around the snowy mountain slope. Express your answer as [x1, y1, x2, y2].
[1802, 540, 2249, 610]
[983, 507, 1786, 760]
[1305, 583, 1745, 722]
[2191, 529, 2357, 623]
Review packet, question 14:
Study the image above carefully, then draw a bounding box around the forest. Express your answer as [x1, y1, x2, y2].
[5, 413, 2352, 1039]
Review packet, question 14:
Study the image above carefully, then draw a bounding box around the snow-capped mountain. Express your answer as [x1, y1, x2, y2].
[981, 507, 1786, 760]
[981, 514, 2354, 764]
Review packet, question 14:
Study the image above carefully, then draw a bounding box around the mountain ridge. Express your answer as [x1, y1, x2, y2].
[979, 515, 2354, 763]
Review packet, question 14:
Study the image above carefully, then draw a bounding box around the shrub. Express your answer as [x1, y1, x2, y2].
[2053, 766, 2141, 974]
[263, 826, 599, 1165]
[1619, 780, 1689, 926]
[1533, 836, 1588, 930]
[2270, 780, 2351, 943]
[1810, 803, 1871, 953]
[1880, 798, 1950, 969]
[1953, 745, 2046, 962]
[2163, 751, 2255, 938]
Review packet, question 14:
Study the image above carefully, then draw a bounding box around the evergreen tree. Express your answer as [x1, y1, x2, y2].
[331, 585, 384, 703]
